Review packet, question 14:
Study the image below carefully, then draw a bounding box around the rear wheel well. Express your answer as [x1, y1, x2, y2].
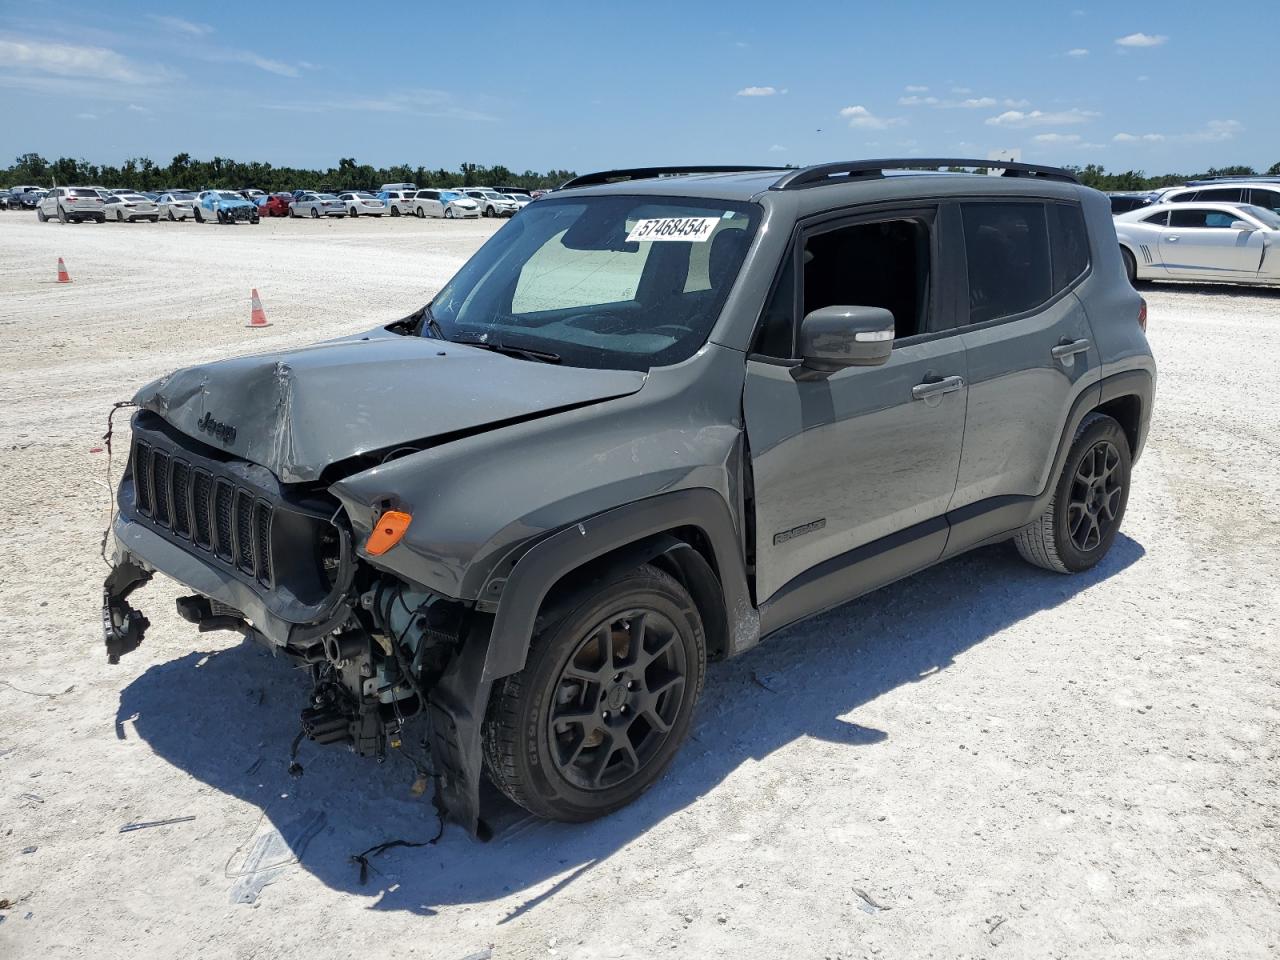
[1093, 394, 1141, 456]
[535, 527, 730, 662]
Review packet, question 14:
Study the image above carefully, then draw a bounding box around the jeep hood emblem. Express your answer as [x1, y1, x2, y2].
[197, 411, 237, 444]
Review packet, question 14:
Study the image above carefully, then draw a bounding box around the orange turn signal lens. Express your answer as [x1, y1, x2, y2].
[365, 510, 412, 556]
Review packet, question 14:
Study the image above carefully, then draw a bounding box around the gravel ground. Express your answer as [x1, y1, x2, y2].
[0, 214, 1277, 960]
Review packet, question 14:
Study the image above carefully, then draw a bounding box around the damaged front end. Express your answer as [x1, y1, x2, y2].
[103, 409, 494, 836]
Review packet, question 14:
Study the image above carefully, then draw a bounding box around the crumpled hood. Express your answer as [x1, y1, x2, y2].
[135, 329, 647, 482]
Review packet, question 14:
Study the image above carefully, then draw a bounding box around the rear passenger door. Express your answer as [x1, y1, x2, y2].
[950, 199, 1099, 513]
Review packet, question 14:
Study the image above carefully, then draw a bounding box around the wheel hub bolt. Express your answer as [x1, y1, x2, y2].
[620, 705, 628, 714]
[626, 680, 636, 690]
[602, 710, 611, 720]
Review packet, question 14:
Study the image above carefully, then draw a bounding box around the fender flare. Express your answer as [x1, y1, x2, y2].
[479, 488, 758, 684]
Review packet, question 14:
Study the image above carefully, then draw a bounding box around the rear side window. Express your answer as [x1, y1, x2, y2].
[1142, 211, 1170, 225]
[961, 202, 1051, 324]
[1047, 202, 1090, 292]
[1249, 188, 1280, 214]
[1195, 187, 1245, 203]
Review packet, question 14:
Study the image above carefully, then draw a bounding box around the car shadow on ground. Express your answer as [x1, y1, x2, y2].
[1138, 280, 1280, 300]
[118, 534, 1143, 916]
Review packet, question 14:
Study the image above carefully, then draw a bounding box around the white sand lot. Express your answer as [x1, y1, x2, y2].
[0, 212, 1277, 960]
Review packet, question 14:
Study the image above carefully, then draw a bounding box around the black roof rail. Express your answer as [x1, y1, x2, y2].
[770, 158, 1080, 190]
[559, 165, 788, 190]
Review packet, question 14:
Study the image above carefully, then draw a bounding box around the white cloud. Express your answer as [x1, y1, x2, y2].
[76, 112, 97, 120]
[840, 105, 902, 129]
[1113, 132, 1165, 142]
[1115, 32, 1167, 47]
[768, 143, 787, 152]
[264, 88, 497, 122]
[127, 103, 149, 113]
[958, 97, 997, 108]
[1184, 119, 1241, 142]
[736, 85, 777, 97]
[951, 86, 972, 94]
[900, 93, 1020, 109]
[898, 95, 938, 106]
[1067, 48, 1089, 56]
[149, 15, 214, 36]
[1033, 133, 1082, 143]
[985, 108, 1099, 127]
[904, 84, 928, 92]
[0, 37, 171, 84]
[229, 51, 300, 77]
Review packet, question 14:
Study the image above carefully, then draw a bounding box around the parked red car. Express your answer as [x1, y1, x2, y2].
[259, 192, 293, 217]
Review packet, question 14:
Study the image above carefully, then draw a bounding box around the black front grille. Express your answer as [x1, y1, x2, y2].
[130, 435, 276, 587]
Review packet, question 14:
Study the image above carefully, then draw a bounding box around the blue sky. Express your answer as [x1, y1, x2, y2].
[0, 0, 1272, 174]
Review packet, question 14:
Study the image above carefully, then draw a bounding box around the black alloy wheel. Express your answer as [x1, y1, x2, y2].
[1067, 440, 1123, 552]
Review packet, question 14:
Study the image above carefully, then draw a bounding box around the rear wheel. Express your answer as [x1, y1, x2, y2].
[1121, 247, 1137, 286]
[483, 563, 706, 822]
[57, 205, 68, 224]
[348, 205, 358, 217]
[391, 205, 400, 217]
[444, 206, 455, 219]
[1014, 413, 1131, 573]
[36, 207, 47, 222]
[310, 206, 319, 219]
[194, 207, 204, 223]
[166, 209, 175, 221]
[414, 206, 425, 218]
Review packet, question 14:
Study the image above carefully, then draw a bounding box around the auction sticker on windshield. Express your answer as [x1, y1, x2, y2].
[626, 216, 720, 242]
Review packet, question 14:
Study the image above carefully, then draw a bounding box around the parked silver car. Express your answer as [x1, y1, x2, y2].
[37, 187, 106, 223]
[157, 192, 197, 221]
[1114, 201, 1280, 287]
[105, 193, 159, 222]
[337, 191, 387, 217]
[290, 192, 346, 218]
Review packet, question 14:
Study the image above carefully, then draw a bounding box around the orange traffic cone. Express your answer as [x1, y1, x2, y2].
[56, 257, 71, 283]
[247, 288, 271, 328]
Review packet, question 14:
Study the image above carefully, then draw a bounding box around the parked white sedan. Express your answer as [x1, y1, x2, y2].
[337, 191, 387, 217]
[1114, 202, 1280, 288]
[290, 192, 346, 218]
[157, 191, 197, 221]
[104, 193, 159, 222]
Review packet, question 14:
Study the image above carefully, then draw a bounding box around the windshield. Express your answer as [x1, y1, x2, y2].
[316, 193, 338, 200]
[1241, 204, 1280, 229]
[428, 195, 760, 371]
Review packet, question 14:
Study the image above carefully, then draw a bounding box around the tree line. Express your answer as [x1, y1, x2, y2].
[4, 152, 1279, 194]
[1, 153, 577, 192]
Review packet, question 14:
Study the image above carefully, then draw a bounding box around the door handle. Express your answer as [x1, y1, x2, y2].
[1166, 235, 1179, 242]
[1051, 338, 1091, 360]
[911, 375, 965, 400]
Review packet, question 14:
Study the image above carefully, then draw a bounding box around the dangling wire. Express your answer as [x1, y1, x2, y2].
[99, 400, 139, 566]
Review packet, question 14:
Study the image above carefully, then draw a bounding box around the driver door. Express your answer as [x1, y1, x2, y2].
[744, 207, 967, 610]
[1161, 207, 1267, 278]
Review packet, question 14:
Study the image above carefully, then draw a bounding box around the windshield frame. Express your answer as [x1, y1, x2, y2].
[425, 193, 763, 371]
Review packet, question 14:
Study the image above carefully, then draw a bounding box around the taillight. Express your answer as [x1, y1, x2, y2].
[1138, 298, 1148, 332]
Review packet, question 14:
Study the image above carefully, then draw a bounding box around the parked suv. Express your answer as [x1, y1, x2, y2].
[37, 186, 106, 223]
[102, 159, 1155, 836]
[1160, 181, 1280, 216]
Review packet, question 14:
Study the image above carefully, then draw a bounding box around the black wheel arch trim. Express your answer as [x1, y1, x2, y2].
[479, 488, 756, 684]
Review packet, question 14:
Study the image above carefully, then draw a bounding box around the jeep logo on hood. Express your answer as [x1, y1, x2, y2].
[197, 411, 237, 444]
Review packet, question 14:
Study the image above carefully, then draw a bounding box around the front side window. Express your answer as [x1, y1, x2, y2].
[1168, 208, 1237, 229]
[429, 195, 761, 371]
[962, 202, 1052, 324]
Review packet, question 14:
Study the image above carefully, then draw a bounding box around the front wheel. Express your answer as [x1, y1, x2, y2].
[1014, 413, 1132, 573]
[444, 207, 454, 219]
[310, 206, 319, 219]
[167, 209, 175, 221]
[483, 563, 706, 822]
[348, 206, 357, 217]
[57, 205, 68, 224]
[390, 206, 400, 217]
[36, 207, 47, 222]
[194, 208, 204, 223]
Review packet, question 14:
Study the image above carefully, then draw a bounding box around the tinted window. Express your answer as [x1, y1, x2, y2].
[1169, 192, 1197, 203]
[754, 256, 796, 357]
[1196, 187, 1245, 203]
[1248, 189, 1280, 214]
[1048, 202, 1089, 292]
[962, 203, 1052, 324]
[1169, 209, 1238, 229]
[1142, 211, 1170, 225]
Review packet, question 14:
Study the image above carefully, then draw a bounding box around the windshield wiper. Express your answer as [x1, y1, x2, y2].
[452, 336, 561, 364]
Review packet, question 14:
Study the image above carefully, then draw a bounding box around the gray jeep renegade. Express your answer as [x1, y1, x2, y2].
[103, 159, 1155, 835]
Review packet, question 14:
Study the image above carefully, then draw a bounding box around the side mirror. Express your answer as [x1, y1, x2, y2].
[799, 305, 895, 372]
[1230, 220, 1255, 232]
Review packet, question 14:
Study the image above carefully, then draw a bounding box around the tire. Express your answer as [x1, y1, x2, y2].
[310, 206, 319, 219]
[36, 207, 47, 222]
[348, 206, 357, 217]
[414, 206, 425, 218]
[445, 207, 454, 219]
[149, 216, 158, 223]
[251, 216, 259, 224]
[194, 208, 204, 223]
[167, 209, 175, 221]
[115, 209, 123, 222]
[391, 206, 400, 217]
[289, 206, 297, 218]
[482, 206, 493, 218]
[57, 205, 68, 224]
[1121, 247, 1137, 286]
[483, 563, 706, 822]
[96, 216, 105, 224]
[1014, 413, 1132, 574]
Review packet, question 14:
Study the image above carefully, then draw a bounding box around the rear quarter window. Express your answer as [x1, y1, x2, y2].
[1047, 202, 1090, 292]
